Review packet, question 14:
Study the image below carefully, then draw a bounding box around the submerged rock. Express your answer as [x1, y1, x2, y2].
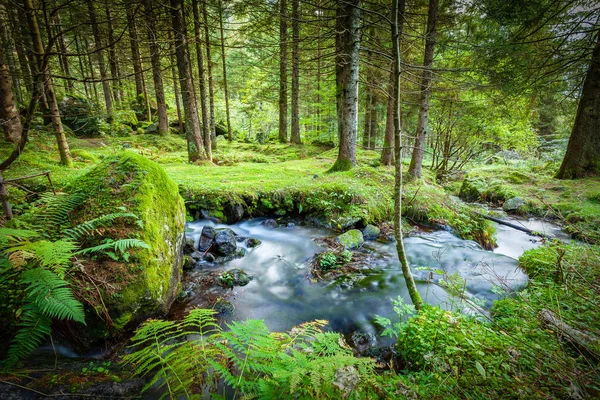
[262, 219, 278, 229]
[213, 299, 235, 316]
[215, 228, 237, 256]
[362, 224, 380, 240]
[335, 229, 364, 249]
[503, 197, 526, 212]
[246, 238, 262, 248]
[183, 255, 195, 271]
[199, 225, 216, 251]
[229, 268, 253, 287]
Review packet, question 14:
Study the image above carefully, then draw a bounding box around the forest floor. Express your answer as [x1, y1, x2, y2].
[2, 133, 600, 398]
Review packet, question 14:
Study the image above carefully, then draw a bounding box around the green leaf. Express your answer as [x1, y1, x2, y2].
[475, 361, 486, 379]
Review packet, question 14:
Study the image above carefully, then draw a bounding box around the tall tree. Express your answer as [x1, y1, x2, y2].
[330, 0, 360, 172]
[218, 0, 233, 141]
[556, 33, 600, 179]
[87, 0, 113, 121]
[143, 0, 169, 135]
[170, 0, 206, 161]
[0, 57, 21, 143]
[391, 0, 422, 310]
[408, 0, 439, 180]
[202, 0, 217, 149]
[105, 5, 122, 103]
[23, 0, 72, 167]
[290, 0, 301, 144]
[380, 69, 396, 166]
[126, 5, 150, 121]
[168, 28, 184, 134]
[192, 0, 212, 160]
[278, 0, 288, 143]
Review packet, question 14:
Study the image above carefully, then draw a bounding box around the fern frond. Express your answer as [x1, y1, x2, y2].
[75, 238, 150, 256]
[36, 193, 85, 238]
[62, 212, 140, 242]
[21, 268, 86, 324]
[0, 228, 40, 246]
[3, 304, 52, 369]
[7, 240, 76, 277]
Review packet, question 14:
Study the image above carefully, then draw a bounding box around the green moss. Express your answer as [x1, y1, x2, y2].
[70, 149, 100, 163]
[335, 229, 364, 249]
[327, 157, 354, 172]
[66, 152, 185, 336]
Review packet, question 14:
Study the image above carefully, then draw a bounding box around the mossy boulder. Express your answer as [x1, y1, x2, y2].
[67, 152, 185, 340]
[503, 197, 526, 212]
[362, 224, 380, 240]
[335, 229, 364, 249]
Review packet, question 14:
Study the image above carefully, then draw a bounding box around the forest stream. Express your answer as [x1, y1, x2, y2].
[179, 217, 568, 338]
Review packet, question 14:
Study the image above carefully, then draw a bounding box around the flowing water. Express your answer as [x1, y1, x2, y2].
[184, 217, 565, 336]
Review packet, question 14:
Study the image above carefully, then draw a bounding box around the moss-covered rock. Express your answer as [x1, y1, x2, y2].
[362, 224, 380, 240]
[66, 152, 185, 340]
[335, 229, 364, 249]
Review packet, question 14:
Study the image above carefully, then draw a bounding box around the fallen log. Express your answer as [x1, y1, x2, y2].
[474, 212, 549, 239]
[539, 309, 599, 358]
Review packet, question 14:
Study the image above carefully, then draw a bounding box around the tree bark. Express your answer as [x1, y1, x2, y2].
[218, 0, 233, 141]
[556, 33, 600, 179]
[127, 6, 150, 121]
[0, 61, 21, 143]
[192, 0, 212, 160]
[170, 0, 205, 162]
[363, 85, 373, 148]
[23, 0, 72, 167]
[201, 0, 217, 150]
[408, 0, 438, 180]
[87, 0, 113, 121]
[168, 28, 184, 134]
[144, 0, 169, 136]
[53, 10, 74, 93]
[392, 0, 422, 310]
[278, 0, 288, 143]
[7, 5, 33, 96]
[290, 0, 301, 144]
[330, 0, 360, 172]
[381, 69, 395, 166]
[105, 6, 122, 103]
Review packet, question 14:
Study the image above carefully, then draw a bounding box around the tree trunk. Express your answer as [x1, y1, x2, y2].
[202, 0, 217, 150]
[53, 10, 74, 93]
[278, 0, 288, 143]
[0, 6, 21, 103]
[143, 0, 169, 135]
[168, 28, 184, 134]
[83, 36, 99, 104]
[381, 69, 395, 166]
[363, 85, 373, 148]
[408, 0, 438, 180]
[290, 0, 301, 144]
[8, 5, 33, 96]
[87, 0, 113, 121]
[192, 0, 211, 159]
[170, 0, 205, 162]
[105, 6, 122, 103]
[0, 61, 21, 143]
[556, 33, 600, 179]
[127, 6, 150, 120]
[392, 0, 422, 310]
[330, 0, 360, 172]
[23, 0, 72, 167]
[369, 93, 378, 149]
[218, 0, 233, 141]
[74, 32, 90, 99]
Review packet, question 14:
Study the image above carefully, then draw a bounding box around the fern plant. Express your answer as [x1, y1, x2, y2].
[123, 310, 383, 400]
[0, 228, 86, 369]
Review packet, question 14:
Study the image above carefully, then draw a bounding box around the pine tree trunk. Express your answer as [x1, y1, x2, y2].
[168, 29, 184, 134]
[83, 36, 99, 104]
[556, 33, 600, 179]
[53, 11, 74, 93]
[330, 0, 360, 172]
[8, 6, 33, 96]
[408, 0, 438, 180]
[278, 0, 288, 143]
[170, 0, 205, 162]
[201, 0, 217, 150]
[0, 61, 21, 143]
[192, 0, 211, 159]
[127, 6, 149, 119]
[218, 0, 232, 141]
[369, 92, 378, 150]
[0, 6, 21, 102]
[392, 0, 422, 310]
[23, 0, 72, 167]
[290, 0, 301, 144]
[87, 0, 113, 121]
[143, 0, 169, 135]
[363, 85, 372, 148]
[105, 6, 121, 103]
[381, 69, 395, 166]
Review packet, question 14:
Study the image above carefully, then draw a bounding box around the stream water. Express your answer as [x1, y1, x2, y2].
[184, 216, 566, 337]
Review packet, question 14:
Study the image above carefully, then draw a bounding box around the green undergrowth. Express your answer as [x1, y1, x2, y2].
[455, 164, 600, 243]
[2, 134, 494, 246]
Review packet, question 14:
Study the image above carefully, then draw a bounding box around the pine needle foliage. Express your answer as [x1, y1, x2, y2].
[123, 309, 383, 400]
